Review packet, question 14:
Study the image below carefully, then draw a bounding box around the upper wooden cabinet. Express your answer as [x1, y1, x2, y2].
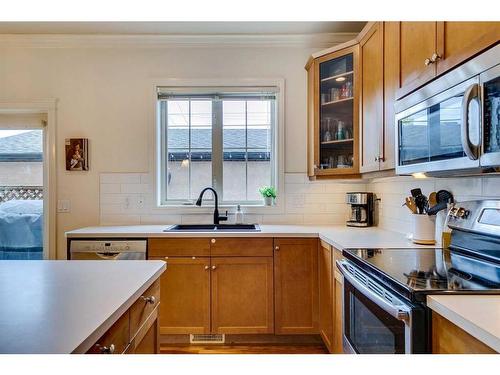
[359, 22, 385, 173]
[359, 22, 398, 173]
[398, 22, 438, 97]
[274, 238, 319, 334]
[306, 45, 360, 179]
[397, 21, 500, 98]
[436, 22, 500, 76]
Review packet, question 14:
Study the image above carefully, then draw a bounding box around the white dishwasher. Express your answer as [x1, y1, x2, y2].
[69, 240, 147, 260]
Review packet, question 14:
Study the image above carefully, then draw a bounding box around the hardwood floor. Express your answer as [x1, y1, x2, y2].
[160, 343, 329, 354]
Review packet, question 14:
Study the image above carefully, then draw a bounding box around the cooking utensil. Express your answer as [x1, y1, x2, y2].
[427, 190, 454, 215]
[428, 192, 437, 208]
[403, 196, 418, 214]
[410, 188, 422, 198]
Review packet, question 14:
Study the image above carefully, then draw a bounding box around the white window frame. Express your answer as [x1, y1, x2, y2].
[150, 78, 285, 215]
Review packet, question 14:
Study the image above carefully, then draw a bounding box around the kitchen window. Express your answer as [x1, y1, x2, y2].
[157, 86, 279, 206]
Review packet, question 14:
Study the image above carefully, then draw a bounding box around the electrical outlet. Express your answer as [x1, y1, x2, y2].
[57, 200, 71, 213]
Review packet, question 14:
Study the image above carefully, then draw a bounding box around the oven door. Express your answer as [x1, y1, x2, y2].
[338, 260, 426, 354]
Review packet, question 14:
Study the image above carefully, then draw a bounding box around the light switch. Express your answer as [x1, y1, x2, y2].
[57, 200, 71, 213]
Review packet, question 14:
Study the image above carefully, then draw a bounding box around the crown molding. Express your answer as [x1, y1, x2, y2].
[0, 32, 359, 49]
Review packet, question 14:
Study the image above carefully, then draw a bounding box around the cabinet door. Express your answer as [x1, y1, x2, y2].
[398, 22, 437, 98]
[313, 45, 360, 177]
[333, 271, 344, 354]
[360, 22, 384, 173]
[274, 238, 319, 334]
[150, 257, 211, 334]
[319, 242, 334, 352]
[437, 22, 500, 76]
[381, 21, 399, 171]
[211, 257, 274, 334]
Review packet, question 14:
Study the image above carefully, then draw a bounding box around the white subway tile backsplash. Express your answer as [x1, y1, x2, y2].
[98, 172, 500, 230]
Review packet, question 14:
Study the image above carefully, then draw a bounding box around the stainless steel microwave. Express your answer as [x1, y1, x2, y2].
[395, 44, 500, 176]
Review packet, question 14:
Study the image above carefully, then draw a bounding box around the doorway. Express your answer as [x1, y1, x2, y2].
[0, 108, 54, 259]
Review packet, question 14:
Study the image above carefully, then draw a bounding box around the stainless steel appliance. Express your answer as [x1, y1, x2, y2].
[395, 44, 500, 176]
[338, 199, 500, 354]
[346, 192, 374, 227]
[69, 240, 147, 260]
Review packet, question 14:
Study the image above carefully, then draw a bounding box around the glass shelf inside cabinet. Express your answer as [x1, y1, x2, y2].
[319, 53, 354, 170]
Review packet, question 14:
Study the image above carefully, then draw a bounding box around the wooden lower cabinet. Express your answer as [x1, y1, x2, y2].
[274, 238, 319, 334]
[211, 256, 274, 334]
[151, 256, 211, 334]
[432, 312, 496, 354]
[333, 270, 344, 353]
[319, 241, 334, 352]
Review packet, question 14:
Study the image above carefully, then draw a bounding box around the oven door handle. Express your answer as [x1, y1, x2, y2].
[337, 260, 411, 323]
[461, 83, 480, 160]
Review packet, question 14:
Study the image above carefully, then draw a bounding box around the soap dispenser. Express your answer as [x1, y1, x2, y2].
[235, 204, 244, 224]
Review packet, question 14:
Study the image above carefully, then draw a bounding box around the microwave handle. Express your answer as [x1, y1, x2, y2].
[461, 83, 480, 160]
[337, 260, 411, 323]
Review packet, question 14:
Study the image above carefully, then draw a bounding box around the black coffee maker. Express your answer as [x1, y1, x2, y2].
[346, 192, 374, 227]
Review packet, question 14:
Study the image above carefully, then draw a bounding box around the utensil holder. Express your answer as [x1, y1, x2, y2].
[412, 214, 436, 245]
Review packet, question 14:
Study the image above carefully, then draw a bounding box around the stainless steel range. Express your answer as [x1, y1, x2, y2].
[337, 200, 500, 354]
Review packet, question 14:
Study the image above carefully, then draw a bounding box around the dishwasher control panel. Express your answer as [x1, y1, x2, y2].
[70, 240, 147, 253]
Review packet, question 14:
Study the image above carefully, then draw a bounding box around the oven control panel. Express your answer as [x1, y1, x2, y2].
[447, 200, 500, 238]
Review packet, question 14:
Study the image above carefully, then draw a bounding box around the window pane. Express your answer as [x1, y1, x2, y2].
[247, 100, 271, 126]
[166, 150, 190, 200]
[223, 149, 247, 201]
[247, 150, 271, 201]
[223, 101, 245, 126]
[190, 149, 212, 199]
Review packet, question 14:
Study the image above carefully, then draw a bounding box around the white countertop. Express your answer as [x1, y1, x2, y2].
[0, 260, 166, 354]
[427, 295, 500, 353]
[66, 224, 430, 250]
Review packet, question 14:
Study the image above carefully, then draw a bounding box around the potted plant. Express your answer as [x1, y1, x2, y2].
[259, 186, 277, 206]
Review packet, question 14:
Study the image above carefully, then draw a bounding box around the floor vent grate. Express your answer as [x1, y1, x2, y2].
[190, 334, 225, 344]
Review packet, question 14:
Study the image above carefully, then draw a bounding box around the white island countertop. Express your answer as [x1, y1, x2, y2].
[0, 260, 166, 354]
[427, 295, 500, 353]
[66, 224, 431, 250]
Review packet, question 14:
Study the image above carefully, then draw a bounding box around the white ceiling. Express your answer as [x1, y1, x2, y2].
[0, 22, 366, 35]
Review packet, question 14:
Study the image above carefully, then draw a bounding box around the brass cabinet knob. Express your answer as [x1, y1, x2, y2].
[424, 57, 433, 66]
[98, 344, 115, 354]
[275, 246, 280, 251]
[192, 256, 196, 259]
[164, 256, 169, 260]
[211, 265, 217, 270]
[211, 238, 216, 244]
[204, 265, 210, 270]
[141, 296, 156, 305]
[430, 52, 441, 63]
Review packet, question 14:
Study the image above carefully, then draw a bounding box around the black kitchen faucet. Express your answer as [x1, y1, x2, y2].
[195, 187, 228, 225]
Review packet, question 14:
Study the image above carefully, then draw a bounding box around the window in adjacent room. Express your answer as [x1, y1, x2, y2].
[157, 86, 278, 206]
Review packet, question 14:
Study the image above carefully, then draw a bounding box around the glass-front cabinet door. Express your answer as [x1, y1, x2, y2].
[307, 46, 359, 178]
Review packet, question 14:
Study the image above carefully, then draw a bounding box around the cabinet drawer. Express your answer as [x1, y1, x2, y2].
[210, 238, 273, 256]
[129, 279, 160, 339]
[87, 311, 130, 354]
[148, 238, 210, 257]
